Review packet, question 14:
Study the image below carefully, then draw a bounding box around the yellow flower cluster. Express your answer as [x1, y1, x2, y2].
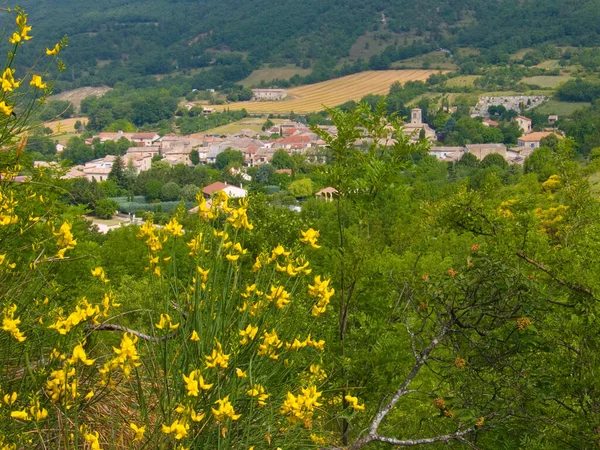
[285, 334, 325, 352]
[0, 190, 18, 225]
[541, 174, 561, 191]
[182, 369, 213, 396]
[1, 304, 25, 342]
[67, 343, 95, 366]
[91, 266, 109, 283]
[265, 285, 291, 309]
[227, 198, 253, 230]
[258, 329, 283, 360]
[54, 221, 77, 259]
[99, 333, 142, 386]
[344, 394, 365, 411]
[164, 217, 184, 237]
[9, 12, 32, 44]
[308, 276, 335, 317]
[205, 340, 230, 369]
[280, 386, 322, 426]
[239, 324, 258, 345]
[45, 367, 77, 405]
[299, 228, 321, 249]
[276, 256, 311, 277]
[48, 297, 99, 335]
[247, 384, 269, 407]
[155, 313, 180, 331]
[212, 395, 241, 422]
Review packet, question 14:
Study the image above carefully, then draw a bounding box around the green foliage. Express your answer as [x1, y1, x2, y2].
[94, 198, 119, 218]
[215, 149, 244, 170]
[271, 149, 294, 170]
[288, 178, 313, 198]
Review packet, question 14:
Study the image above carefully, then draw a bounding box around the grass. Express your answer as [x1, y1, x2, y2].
[521, 75, 572, 88]
[49, 86, 112, 112]
[202, 118, 286, 135]
[208, 70, 440, 114]
[44, 117, 88, 133]
[240, 66, 312, 87]
[444, 75, 479, 88]
[347, 29, 426, 61]
[392, 51, 458, 70]
[535, 99, 590, 117]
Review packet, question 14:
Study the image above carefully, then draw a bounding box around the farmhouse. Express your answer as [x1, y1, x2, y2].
[202, 182, 247, 199]
[429, 146, 465, 161]
[251, 89, 288, 101]
[517, 131, 562, 149]
[96, 131, 161, 147]
[515, 116, 532, 135]
[465, 143, 507, 160]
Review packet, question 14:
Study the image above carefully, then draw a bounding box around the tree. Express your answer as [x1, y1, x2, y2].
[94, 198, 119, 219]
[262, 119, 275, 131]
[480, 152, 509, 169]
[181, 184, 199, 201]
[215, 149, 244, 170]
[271, 149, 294, 169]
[456, 152, 479, 168]
[105, 119, 136, 132]
[108, 155, 125, 187]
[160, 181, 182, 201]
[74, 120, 83, 133]
[256, 164, 275, 185]
[189, 149, 200, 166]
[288, 178, 313, 198]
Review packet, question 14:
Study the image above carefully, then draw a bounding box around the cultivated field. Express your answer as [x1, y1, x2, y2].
[209, 70, 439, 114]
[521, 75, 572, 88]
[43, 117, 88, 134]
[535, 100, 590, 116]
[240, 65, 312, 87]
[49, 86, 112, 112]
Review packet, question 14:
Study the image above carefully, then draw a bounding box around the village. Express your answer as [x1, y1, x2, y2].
[55, 97, 563, 184]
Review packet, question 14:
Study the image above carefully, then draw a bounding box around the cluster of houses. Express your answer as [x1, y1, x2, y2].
[58, 106, 565, 183]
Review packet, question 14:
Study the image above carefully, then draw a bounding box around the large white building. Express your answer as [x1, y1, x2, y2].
[251, 89, 288, 101]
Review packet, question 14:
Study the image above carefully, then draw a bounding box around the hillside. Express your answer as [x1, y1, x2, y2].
[13, 0, 600, 90]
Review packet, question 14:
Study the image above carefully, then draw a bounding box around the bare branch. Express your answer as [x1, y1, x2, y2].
[89, 323, 173, 343]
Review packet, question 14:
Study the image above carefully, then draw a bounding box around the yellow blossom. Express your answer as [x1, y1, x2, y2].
[182, 369, 213, 396]
[0, 101, 13, 116]
[46, 43, 60, 55]
[67, 343, 96, 366]
[212, 395, 241, 422]
[344, 394, 365, 411]
[300, 228, 321, 248]
[91, 266, 109, 283]
[247, 384, 269, 407]
[130, 423, 146, 442]
[30, 74, 46, 89]
[236, 368, 247, 378]
[162, 420, 189, 440]
[164, 218, 183, 237]
[10, 410, 30, 421]
[190, 330, 200, 341]
[205, 341, 230, 369]
[258, 329, 282, 360]
[3, 392, 17, 406]
[155, 313, 179, 330]
[239, 324, 258, 345]
[265, 285, 291, 309]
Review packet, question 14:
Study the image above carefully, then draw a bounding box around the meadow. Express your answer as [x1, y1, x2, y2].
[209, 70, 439, 114]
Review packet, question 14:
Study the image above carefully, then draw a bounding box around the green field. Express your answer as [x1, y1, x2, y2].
[240, 66, 312, 87]
[521, 75, 572, 88]
[392, 51, 458, 70]
[535, 100, 590, 116]
[444, 75, 479, 88]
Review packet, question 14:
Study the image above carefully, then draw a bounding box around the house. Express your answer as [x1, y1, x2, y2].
[251, 89, 288, 101]
[482, 119, 499, 127]
[56, 143, 65, 153]
[96, 131, 161, 147]
[202, 182, 247, 198]
[402, 108, 436, 142]
[315, 187, 338, 202]
[517, 131, 562, 149]
[515, 116, 532, 135]
[548, 115, 559, 124]
[465, 143, 507, 160]
[429, 146, 465, 161]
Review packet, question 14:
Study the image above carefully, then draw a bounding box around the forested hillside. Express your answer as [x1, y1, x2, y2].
[13, 0, 600, 89]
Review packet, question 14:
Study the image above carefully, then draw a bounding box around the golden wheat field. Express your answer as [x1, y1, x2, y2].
[208, 70, 439, 114]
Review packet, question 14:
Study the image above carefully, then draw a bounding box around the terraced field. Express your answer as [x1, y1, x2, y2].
[208, 70, 438, 114]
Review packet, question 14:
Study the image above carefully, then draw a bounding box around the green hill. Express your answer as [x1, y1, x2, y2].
[12, 0, 600, 89]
